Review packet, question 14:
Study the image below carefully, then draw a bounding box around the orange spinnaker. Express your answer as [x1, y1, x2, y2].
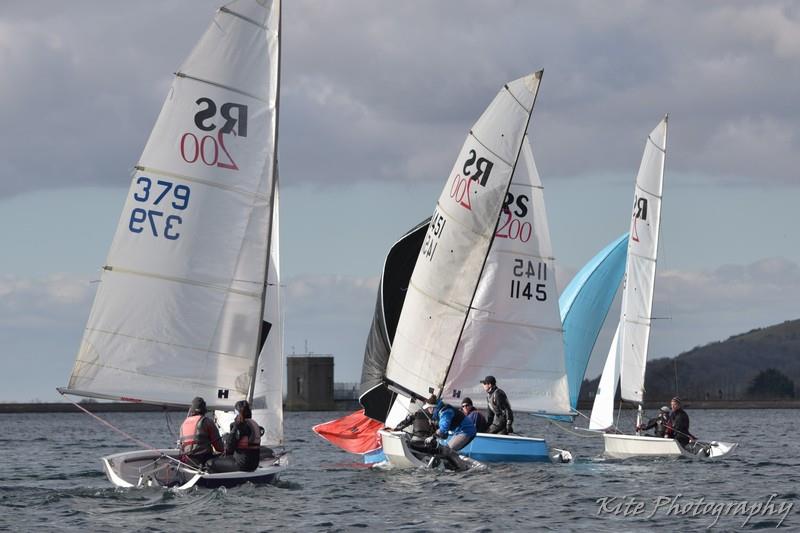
[312, 409, 384, 454]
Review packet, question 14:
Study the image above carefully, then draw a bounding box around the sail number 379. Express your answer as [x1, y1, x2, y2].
[128, 176, 191, 240]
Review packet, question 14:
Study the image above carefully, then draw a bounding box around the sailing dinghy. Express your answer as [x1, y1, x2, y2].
[58, 0, 288, 488]
[371, 70, 574, 469]
[588, 116, 737, 460]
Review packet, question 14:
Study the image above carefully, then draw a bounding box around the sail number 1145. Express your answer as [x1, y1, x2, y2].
[511, 258, 547, 301]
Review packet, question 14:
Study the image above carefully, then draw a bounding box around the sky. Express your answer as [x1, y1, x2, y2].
[1, 1, 798, 402]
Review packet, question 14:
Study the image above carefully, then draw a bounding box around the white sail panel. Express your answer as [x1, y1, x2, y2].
[443, 139, 571, 415]
[589, 323, 621, 430]
[619, 116, 667, 403]
[253, 181, 283, 445]
[386, 73, 542, 400]
[66, 1, 280, 409]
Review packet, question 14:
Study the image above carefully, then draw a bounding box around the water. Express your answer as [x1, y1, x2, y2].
[1, 409, 797, 531]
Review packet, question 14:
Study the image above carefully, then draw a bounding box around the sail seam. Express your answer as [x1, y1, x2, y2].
[219, 6, 268, 30]
[83, 327, 254, 361]
[468, 131, 513, 168]
[510, 181, 543, 189]
[466, 315, 563, 333]
[629, 250, 656, 263]
[647, 134, 666, 154]
[175, 72, 267, 102]
[503, 84, 532, 113]
[635, 182, 662, 199]
[492, 249, 555, 261]
[103, 265, 262, 298]
[134, 165, 269, 200]
[407, 280, 469, 314]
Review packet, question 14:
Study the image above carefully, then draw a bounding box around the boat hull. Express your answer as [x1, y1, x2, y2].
[603, 434, 738, 460]
[101, 448, 288, 489]
[461, 433, 559, 462]
[377, 430, 570, 468]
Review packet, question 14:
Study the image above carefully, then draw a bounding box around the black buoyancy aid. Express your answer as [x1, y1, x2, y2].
[180, 415, 211, 456]
[410, 411, 434, 437]
[236, 419, 262, 451]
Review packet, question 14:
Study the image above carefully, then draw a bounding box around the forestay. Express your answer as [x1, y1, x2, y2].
[618, 116, 667, 403]
[385, 72, 543, 400]
[63, 0, 281, 410]
[443, 138, 571, 415]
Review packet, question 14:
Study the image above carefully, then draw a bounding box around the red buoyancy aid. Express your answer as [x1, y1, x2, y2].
[236, 419, 262, 451]
[180, 415, 213, 456]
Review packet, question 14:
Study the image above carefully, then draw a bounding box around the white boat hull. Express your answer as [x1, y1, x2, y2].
[376, 430, 484, 471]
[603, 433, 738, 460]
[101, 448, 288, 489]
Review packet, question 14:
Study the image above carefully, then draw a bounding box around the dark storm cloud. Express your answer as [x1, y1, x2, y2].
[1, 1, 797, 199]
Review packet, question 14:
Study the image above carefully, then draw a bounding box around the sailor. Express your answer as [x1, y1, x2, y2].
[419, 396, 476, 470]
[207, 400, 263, 473]
[393, 401, 437, 452]
[666, 397, 691, 448]
[637, 406, 671, 437]
[481, 375, 514, 435]
[460, 397, 489, 433]
[178, 396, 224, 467]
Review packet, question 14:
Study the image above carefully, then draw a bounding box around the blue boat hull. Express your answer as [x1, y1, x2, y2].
[460, 433, 551, 462]
[363, 433, 553, 463]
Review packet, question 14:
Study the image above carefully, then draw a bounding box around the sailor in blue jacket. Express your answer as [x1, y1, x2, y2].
[427, 397, 477, 452]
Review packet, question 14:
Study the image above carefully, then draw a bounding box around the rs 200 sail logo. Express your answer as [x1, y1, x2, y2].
[180, 97, 248, 171]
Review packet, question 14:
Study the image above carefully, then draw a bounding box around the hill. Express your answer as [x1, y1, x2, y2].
[579, 318, 800, 403]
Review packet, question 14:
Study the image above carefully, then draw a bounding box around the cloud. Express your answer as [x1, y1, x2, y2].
[0, 1, 798, 201]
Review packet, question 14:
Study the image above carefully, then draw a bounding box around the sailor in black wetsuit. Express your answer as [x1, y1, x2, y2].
[667, 397, 691, 448]
[481, 375, 514, 435]
[393, 402, 436, 453]
[637, 406, 671, 437]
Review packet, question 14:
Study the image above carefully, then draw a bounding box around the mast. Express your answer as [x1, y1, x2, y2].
[249, 0, 281, 404]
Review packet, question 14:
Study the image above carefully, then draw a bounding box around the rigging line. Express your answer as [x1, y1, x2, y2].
[102, 265, 261, 298]
[61, 394, 202, 474]
[175, 72, 267, 102]
[546, 418, 600, 439]
[134, 165, 269, 201]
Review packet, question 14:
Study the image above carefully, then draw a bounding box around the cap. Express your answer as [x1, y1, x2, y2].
[461, 397, 473, 407]
[660, 406, 670, 413]
[671, 397, 682, 405]
[480, 375, 496, 385]
[190, 396, 207, 414]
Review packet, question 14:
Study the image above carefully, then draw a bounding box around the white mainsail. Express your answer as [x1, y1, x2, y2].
[63, 0, 281, 410]
[617, 116, 667, 403]
[443, 138, 571, 415]
[589, 323, 621, 430]
[386, 72, 543, 400]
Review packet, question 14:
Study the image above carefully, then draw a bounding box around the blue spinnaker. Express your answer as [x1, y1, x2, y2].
[557, 233, 628, 414]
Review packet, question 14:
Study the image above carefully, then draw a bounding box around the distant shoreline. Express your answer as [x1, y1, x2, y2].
[1, 399, 799, 413]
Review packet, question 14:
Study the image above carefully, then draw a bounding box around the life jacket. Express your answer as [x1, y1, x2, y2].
[235, 419, 262, 451]
[411, 411, 434, 437]
[179, 414, 212, 456]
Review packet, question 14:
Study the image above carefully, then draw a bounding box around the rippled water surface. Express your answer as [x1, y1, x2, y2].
[1, 409, 798, 531]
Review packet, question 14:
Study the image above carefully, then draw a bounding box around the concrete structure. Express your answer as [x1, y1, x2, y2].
[285, 355, 337, 411]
